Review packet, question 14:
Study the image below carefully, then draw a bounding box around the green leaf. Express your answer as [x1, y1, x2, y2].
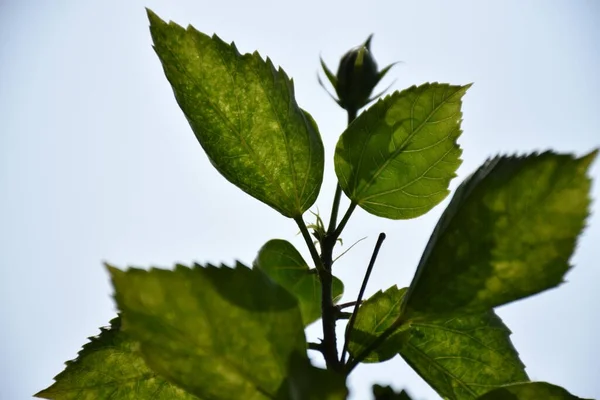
[286, 354, 349, 400]
[347, 286, 410, 363]
[476, 382, 592, 400]
[372, 385, 413, 400]
[147, 10, 324, 218]
[109, 262, 308, 400]
[399, 311, 528, 400]
[254, 239, 344, 326]
[334, 83, 469, 219]
[320, 57, 338, 89]
[403, 151, 597, 317]
[35, 317, 197, 400]
[346, 287, 528, 400]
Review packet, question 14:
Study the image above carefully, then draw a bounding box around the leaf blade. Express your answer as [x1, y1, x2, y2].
[35, 317, 198, 400]
[253, 239, 344, 326]
[347, 287, 528, 400]
[109, 262, 308, 400]
[148, 10, 324, 217]
[400, 312, 528, 400]
[347, 286, 409, 363]
[476, 382, 592, 400]
[334, 83, 469, 219]
[403, 151, 597, 316]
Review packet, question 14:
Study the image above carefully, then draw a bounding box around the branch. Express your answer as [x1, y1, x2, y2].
[340, 233, 386, 364]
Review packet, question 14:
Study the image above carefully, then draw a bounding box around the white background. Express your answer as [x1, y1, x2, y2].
[1, 1, 599, 399]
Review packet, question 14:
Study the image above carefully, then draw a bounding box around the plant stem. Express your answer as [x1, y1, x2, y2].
[340, 233, 386, 364]
[308, 342, 323, 352]
[336, 300, 361, 310]
[302, 107, 360, 373]
[295, 216, 340, 370]
[334, 202, 357, 239]
[347, 108, 357, 125]
[326, 108, 356, 236]
[327, 185, 343, 234]
[294, 216, 325, 273]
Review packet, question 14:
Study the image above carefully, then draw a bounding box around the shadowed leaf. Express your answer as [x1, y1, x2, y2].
[254, 239, 344, 326]
[372, 384, 413, 400]
[284, 353, 348, 400]
[109, 262, 307, 400]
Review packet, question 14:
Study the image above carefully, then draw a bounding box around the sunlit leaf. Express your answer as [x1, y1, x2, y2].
[347, 286, 409, 363]
[148, 10, 324, 217]
[334, 83, 469, 219]
[403, 151, 597, 317]
[35, 317, 197, 400]
[476, 382, 591, 400]
[109, 262, 307, 400]
[347, 286, 528, 400]
[254, 239, 344, 326]
[400, 311, 528, 400]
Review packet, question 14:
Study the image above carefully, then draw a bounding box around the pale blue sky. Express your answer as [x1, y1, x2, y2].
[1, 1, 599, 399]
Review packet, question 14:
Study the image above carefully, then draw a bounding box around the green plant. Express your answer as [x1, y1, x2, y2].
[36, 9, 597, 400]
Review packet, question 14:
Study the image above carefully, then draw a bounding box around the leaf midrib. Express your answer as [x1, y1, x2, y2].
[353, 85, 462, 201]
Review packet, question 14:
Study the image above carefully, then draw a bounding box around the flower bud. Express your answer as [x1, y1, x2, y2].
[319, 35, 396, 114]
[335, 36, 379, 112]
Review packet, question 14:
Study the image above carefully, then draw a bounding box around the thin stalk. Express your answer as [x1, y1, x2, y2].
[327, 185, 343, 234]
[295, 216, 340, 370]
[294, 216, 324, 273]
[340, 233, 386, 364]
[336, 300, 361, 310]
[333, 202, 357, 239]
[325, 107, 356, 236]
[344, 316, 405, 374]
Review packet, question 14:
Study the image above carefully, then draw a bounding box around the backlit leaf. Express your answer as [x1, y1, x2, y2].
[35, 317, 197, 400]
[347, 286, 409, 363]
[109, 262, 307, 400]
[334, 83, 469, 219]
[403, 151, 597, 317]
[347, 287, 528, 400]
[254, 239, 344, 326]
[148, 10, 324, 217]
[399, 311, 528, 399]
[476, 382, 591, 400]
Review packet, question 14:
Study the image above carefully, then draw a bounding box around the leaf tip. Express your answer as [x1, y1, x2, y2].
[145, 8, 163, 26]
[33, 389, 49, 399]
[580, 148, 599, 168]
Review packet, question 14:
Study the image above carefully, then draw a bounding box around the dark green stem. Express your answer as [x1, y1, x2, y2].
[295, 216, 339, 370]
[344, 316, 405, 374]
[333, 202, 357, 239]
[347, 108, 357, 125]
[340, 233, 386, 364]
[301, 108, 359, 373]
[325, 108, 356, 236]
[336, 300, 360, 310]
[327, 185, 343, 234]
[294, 216, 324, 273]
